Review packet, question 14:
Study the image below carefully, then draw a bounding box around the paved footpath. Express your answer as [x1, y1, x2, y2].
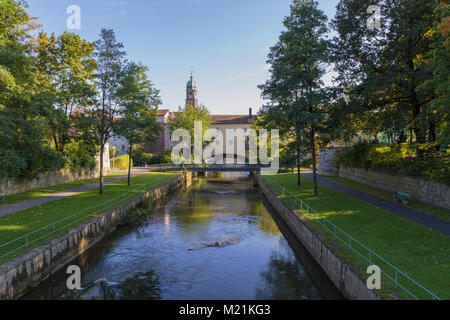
[301, 173, 450, 236]
[0, 169, 151, 218]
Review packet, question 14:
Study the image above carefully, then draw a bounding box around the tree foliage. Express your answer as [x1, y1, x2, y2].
[259, 0, 331, 194]
[115, 62, 162, 185]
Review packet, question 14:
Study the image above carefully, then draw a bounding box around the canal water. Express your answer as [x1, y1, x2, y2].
[23, 173, 342, 300]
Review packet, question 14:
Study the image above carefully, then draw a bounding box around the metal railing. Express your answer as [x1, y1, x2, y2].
[146, 163, 269, 172]
[0, 175, 170, 261]
[263, 176, 441, 300]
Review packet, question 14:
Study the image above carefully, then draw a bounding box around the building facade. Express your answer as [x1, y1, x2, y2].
[111, 74, 257, 163]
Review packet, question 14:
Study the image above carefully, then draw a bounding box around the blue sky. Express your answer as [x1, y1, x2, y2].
[27, 0, 339, 115]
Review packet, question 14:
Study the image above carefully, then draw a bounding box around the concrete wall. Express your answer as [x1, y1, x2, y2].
[338, 166, 450, 210]
[0, 144, 111, 197]
[0, 173, 191, 300]
[257, 175, 381, 300]
[318, 147, 342, 176]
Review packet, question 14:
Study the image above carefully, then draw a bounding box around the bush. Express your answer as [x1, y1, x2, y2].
[334, 142, 372, 169]
[64, 141, 97, 171]
[301, 158, 313, 168]
[109, 145, 118, 159]
[335, 142, 450, 185]
[132, 148, 153, 166]
[148, 150, 172, 164]
[112, 154, 133, 170]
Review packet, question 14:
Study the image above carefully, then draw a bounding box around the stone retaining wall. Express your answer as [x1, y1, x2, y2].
[338, 167, 450, 210]
[0, 173, 191, 300]
[0, 169, 101, 196]
[0, 143, 111, 197]
[257, 175, 381, 300]
[318, 147, 342, 176]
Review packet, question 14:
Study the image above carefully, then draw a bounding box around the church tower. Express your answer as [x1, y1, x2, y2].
[186, 72, 198, 108]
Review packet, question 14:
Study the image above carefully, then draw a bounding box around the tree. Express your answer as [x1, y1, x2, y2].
[115, 63, 163, 185]
[420, 2, 450, 145]
[92, 28, 127, 194]
[259, 0, 331, 195]
[169, 103, 212, 153]
[0, 0, 65, 179]
[254, 104, 301, 180]
[331, 0, 440, 145]
[34, 31, 97, 153]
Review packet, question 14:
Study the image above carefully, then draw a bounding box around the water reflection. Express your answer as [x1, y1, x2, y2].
[23, 172, 341, 300]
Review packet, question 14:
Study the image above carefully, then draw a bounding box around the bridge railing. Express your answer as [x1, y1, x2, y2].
[146, 163, 269, 171]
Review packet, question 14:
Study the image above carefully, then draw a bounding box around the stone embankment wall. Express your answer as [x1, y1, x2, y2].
[0, 143, 111, 197]
[318, 147, 450, 210]
[257, 175, 381, 300]
[0, 173, 191, 300]
[338, 166, 450, 210]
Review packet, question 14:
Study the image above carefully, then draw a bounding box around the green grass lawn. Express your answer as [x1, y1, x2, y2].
[0, 173, 123, 206]
[262, 173, 449, 300]
[0, 172, 179, 263]
[321, 176, 450, 222]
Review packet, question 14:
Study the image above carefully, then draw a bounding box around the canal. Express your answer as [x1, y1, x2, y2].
[23, 172, 342, 300]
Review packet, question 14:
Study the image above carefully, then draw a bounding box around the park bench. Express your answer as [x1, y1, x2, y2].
[393, 191, 411, 205]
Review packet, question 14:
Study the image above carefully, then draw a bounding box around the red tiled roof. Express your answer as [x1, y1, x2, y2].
[157, 109, 170, 116]
[211, 115, 257, 125]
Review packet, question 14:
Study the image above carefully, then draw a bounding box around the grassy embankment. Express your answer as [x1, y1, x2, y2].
[321, 176, 450, 222]
[262, 173, 449, 300]
[0, 172, 179, 263]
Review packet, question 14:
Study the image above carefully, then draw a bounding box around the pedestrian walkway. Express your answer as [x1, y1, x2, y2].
[0, 169, 151, 217]
[301, 173, 450, 236]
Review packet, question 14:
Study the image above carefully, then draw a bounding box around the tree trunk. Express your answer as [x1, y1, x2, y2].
[428, 122, 437, 143]
[99, 138, 104, 195]
[128, 142, 133, 186]
[296, 130, 301, 186]
[53, 135, 59, 152]
[311, 126, 318, 196]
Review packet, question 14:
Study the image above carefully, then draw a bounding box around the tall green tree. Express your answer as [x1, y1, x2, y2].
[169, 104, 212, 142]
[259, 0, 331, 195]
[34, 31, 97, 153]
[92, 28, 127, 194]
[421, 2, 450, 145]
[331, 0, 439, 144]
[115, 63, 163, 185]
[0, 0, 64, 179]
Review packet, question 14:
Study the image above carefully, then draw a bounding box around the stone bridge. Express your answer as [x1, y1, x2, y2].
[146, 163, 269, 173]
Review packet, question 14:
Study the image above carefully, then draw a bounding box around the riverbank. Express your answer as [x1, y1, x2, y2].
[256, 174, 380, 300]
[258, 173, 448, 300]
[0, 172, 190, 300]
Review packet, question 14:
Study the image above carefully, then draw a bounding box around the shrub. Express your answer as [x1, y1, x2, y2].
[301, 158, 313, 168]
[148, 150, 172, 164]
[368, 144, 404, 169]
[64, 141, 97, 171]
[334, 142, 372, 169]
[109, 145, 118, 159]
[334, 142, 450, 185]
[132, 148, 153, 165]
[112, 154, 133, 170]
